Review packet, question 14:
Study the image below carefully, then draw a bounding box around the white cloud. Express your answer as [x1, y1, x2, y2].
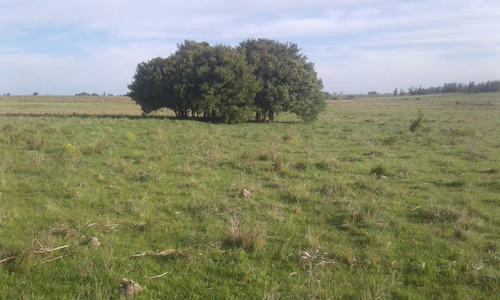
[1, 0, 500, 94]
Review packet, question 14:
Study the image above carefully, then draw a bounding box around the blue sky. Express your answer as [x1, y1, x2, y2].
[1, 0, 499, 95]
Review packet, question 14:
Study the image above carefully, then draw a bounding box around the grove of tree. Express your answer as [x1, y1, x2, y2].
[128, 39, 326, 123]
[395, 80, 500, 96]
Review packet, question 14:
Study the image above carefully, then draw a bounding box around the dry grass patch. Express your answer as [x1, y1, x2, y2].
[225, 216, 264, 252]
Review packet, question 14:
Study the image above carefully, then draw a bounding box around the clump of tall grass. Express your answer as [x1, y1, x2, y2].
[320, 178, 348, 196]
[407, 206, 463, 224]
[25, 135, 45, 151]
[315, 160, 332, 171]
[62, 142, 79, 156]
[369, 164, 389, 177]
[382, 135, 399, 145]
[409, 108, 424, 132]
[272, 155, 287, 172]
[2, 123, 16, 133]
[82, 140, 107, 155]
[225, 216, 263, 252]
[283, 133, 298, 143]
[295, 161, 309, 172]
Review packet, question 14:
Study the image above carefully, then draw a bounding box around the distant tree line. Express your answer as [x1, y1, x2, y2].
[75, 92, 115, 96]
[323, 91, 354, 100]
[128, 39, 326, 123]
[394, 80, 500, 96]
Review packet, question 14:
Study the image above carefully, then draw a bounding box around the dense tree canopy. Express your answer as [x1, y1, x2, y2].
[128, 39, 326, 123]
[239, 39, 325, 122]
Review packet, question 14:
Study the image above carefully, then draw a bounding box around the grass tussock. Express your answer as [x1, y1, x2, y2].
[382, 135, 399, 145]
[369, 164, 389, 177]
[409, 108, 424, 132]
[320, 179, 348, 197]
[82, 140, 107, 155]
[408, 206, 464, 224]
[226, 216, 263, 252]
[25, 135, 45, 151]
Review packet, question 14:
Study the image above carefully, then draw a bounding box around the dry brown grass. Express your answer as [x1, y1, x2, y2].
[226, 216, 263, 251]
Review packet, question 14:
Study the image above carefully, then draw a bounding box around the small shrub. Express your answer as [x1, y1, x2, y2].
[82, 140, 107, 155]
[283, 133, 297, 143]
[25, 136, 45, 151]
[409, 108, 424, 132]
[315, 161, 332, 171]
[295, 162, 308, 171]
[258, 153, 270, 161]
[443, 180, 466, 188]
[62, 143, 78, 155]
[272, 155, 287, 172]
[369, 164, 388, 177]
[382, 136, 399, 145]
[485, 168, 498, 174]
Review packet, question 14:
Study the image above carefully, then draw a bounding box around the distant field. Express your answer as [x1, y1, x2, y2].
[0, 94, 499, 298]
[0, 95, 144, 116]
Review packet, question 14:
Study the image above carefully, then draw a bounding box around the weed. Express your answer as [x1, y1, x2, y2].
[82, 140, 107, 155]
[409, 108, 424, 132]
[272, 155, 287, 172]
[225, 216, 263, 252]
[282, 133, 297, 143]
[443, 180, 466, 188]
[315, 161, 332, 171]
[294, 161, 308, 171]
[369, 164, 389, 177]
[25, 135, 45, 151]
[2, 123, 15, 133]
[320, 179, 347, 196]
[355, 175, 393, 196]
[408, 206, 463, 224]
[382, 135, 399, 145]
[258, 153, 271, 161]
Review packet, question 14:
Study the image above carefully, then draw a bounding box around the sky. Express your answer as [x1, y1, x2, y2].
[1, 0, 500, 95]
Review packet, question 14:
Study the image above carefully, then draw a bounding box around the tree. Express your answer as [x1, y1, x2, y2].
[128, 39, 326, 123]
[468, 81, 476, 94]
[287, 62, 326, 122]
[193, 43, 259, 123]
[128, 41, 259, 123]
[166, 40, 212, 118]
[128, 57, 170, 114]
[239, 38, 325, 122]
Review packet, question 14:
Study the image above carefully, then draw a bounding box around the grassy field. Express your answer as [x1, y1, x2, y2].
[0, 94, 499, 299]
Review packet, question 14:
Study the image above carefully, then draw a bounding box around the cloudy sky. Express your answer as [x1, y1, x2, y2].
[1, 0, 499, 95]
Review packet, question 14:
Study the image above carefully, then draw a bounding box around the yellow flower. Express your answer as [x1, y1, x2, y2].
[126, 132, 135, 140]
[63, 142, 78, 154]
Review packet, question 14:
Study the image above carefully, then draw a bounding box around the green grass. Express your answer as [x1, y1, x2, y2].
[0, 94, 499, 298]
